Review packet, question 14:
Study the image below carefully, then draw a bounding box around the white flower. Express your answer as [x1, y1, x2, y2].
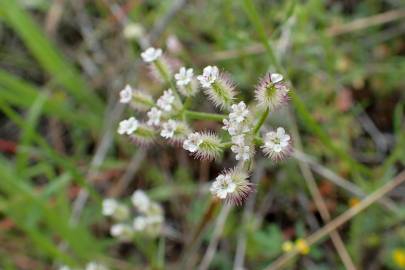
[223, 118, 250, 136]
[160, 120, 178, 139]
[210, 174, 236, 199]
[133, 216, 148, 231]
[110, 224, 133, 240]
[117, 117, 138, 135]
[175, 67, 193, 86]
[229, 101, 249, 123]
[85, 262, 108, 270]
[102, 199, 118, 216]
[231, 134, 245, 145]
[59, 266, 71, 270]
[102, 198, 129, 221]
[255, 73, 290, 110]
[141, 47, 162, 62]
[131, 190, 150, 213]
[183, 132, 203, 153]
[231, 144, 251, 161]
[261, 127, 292, 160]
[119, 84, 133, 103]
[147, 107, 162, 126]
[157, 89, 175, 112]
[197, 65, 219, 88]
[210, 168, 253, 205]
[123, 23, 144, 40]
[271, 73, 283, 83]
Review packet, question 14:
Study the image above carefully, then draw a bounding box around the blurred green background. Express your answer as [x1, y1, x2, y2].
[0, 0, 404, 269]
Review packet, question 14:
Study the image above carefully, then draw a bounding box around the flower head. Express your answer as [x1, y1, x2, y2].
[131, 190, 151, 213]
[393, 248, 405, 268]
[210, 168, 253, 205]
[147, 107, 162, 126]
[231, 144, 252, 161]
[210, 174, 236, 199]
[175, 67, 193, 86]
[229, 101, 249, 123]
[117, 117, 138, 135]
[261, 127, 292, 160]
[282, 241, 294, 253]
[183, 132, 203, 153]
[110, 224, 133, 241]
[201, 71, 235, 109]
[295, 239, 310, 255]
[157, 89, 175, 112]
[141, 47, 162, 62]
[223, 118, 250, 136]
[255, 72, 289, 111]
[119, 84, 133, 103]
[102, 199, 129, 221]
[160, 120, 178, 139]
[197, 66, 219, 88]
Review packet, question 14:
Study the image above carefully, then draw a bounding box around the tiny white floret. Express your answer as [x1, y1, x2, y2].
[147, 107, 162, 126]
[141, 47, 162, 62]
[160, 120, 178, 139]
[117, 117, 138, 135]
[197, 66, 219, 88]
[119, 84, 133, 103]
[175, 67, 193, 86]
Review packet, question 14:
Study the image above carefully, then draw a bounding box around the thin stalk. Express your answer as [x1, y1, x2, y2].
[264, 170, 405, 270]
[184, 110, 226, 121]
[253, 108, 269, 134]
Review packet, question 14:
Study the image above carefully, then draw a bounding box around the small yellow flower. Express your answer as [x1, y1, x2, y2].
[282, 241, 294, 253]
[349, 197, 360, 208]
[393, 248, 405, 268]
[295, 239, 310, 255]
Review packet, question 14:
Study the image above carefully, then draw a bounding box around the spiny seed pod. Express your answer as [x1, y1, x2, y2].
[130, 90, 154, 112]
[160, 120, 190, 145]
[261, 127, 292, 161]
[197, 66, 235, 109]
[255, 73, 289, 111]
[189, 132, 223, 160]
[210, 168, 254, 205]
[151, 57, 173, 83]
[130, 123, 157, 145]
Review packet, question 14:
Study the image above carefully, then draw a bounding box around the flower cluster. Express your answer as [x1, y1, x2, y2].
[102, 190, 163, 241]
[116, 47, 293, 205]
[223, 101, 253, 162]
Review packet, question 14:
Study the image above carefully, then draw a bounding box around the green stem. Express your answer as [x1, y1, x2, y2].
[253, 108, 269, 134]
[184, 110, 226, 121]
[154, 60, 183, 103]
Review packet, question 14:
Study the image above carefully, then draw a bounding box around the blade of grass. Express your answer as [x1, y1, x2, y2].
[15, 91, 48, 173]
[0, 1, 104, 114]
[0, 70, 101, 130]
